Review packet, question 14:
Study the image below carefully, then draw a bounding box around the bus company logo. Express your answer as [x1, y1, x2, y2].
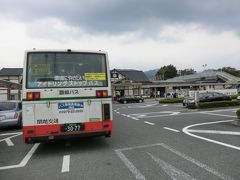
[58, 102, 84, 109]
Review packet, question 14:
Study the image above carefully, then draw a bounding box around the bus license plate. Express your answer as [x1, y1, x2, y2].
[61, 123, 84, 132]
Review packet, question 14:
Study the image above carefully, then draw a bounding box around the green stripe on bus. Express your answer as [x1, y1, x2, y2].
[22, 96, 112, 101]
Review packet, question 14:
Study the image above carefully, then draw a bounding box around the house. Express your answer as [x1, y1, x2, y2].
[0, 68, 23, 100]
[111, 69, 151, 98]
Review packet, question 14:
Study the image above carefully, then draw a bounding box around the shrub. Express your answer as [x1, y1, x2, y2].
[230, 94, 240, 99]
[187, 100, 240, 109]
[236, 109, 240, 120]
[159, 98, 184, 104]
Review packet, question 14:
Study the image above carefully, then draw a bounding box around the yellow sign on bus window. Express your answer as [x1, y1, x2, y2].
[85, 73, 106, 81]
[30, 64, 51, 75]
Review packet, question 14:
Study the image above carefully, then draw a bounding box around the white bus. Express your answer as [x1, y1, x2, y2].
[22, 49, 112, 143]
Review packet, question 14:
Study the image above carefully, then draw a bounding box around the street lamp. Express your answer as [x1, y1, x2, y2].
[202, 64, 207, 71]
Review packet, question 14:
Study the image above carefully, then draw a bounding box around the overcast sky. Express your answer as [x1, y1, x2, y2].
[0, 0, 240, 72]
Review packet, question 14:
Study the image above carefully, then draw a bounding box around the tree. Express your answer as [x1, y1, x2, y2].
[155, 64, 177, 80]
[218, 67, 240, 77]
[179, 68, 196, 76]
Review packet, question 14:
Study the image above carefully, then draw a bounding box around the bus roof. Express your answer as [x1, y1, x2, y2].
[24, 49, 107, 54]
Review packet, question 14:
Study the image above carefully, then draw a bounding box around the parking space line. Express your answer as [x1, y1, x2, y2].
[5, 138, 14, 146]
[0, 143, 40, 170]
[61, 155, 70, 173]
[144, 121, 155, 125]
[0, 133, 22, 143]
[187, 130, 240, 136]
[201, 112, 236, 118]
[163, 127, 180, 132]
[160, 143, 234, 180]
[115, 150, 146, 180]
[148, 152, 196, 180]
[0, 132, 22, 136]
[116, 143, 233, 180]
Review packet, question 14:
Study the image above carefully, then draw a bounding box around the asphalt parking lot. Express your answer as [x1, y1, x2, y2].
[0, 101, 240, 180]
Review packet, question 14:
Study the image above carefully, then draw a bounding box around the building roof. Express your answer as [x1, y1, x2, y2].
[0, 68, 23, 76]
[114, 69, 150, 83]
[163, 70, 240, 84]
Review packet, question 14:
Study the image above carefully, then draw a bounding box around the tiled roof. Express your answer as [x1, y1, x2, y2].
[114, 69, 150, 83]
[0, 68, 23, 76]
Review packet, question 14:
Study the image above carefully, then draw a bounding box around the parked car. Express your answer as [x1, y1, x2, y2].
[0, 100, 22, 128]
[118, 96, 144, 104]
[183, 92, 231, 106]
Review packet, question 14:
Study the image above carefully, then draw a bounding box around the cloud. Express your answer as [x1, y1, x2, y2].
[1, 0, 240, 37]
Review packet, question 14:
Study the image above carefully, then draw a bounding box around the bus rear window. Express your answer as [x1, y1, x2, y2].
[26, 52, 108, 88]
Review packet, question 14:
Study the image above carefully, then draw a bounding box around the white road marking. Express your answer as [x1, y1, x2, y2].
[0, 132, 22, 136]
[116, 112, 120, 114]
[0, 133, 22, 146]
[116, 143, 233, 180]
[131, 117, 139, 121]
[115, 150, 146, 180]
[5, 138, 14, 146]
[148, 152, 196, 180]
[183, 120, 240, 151]
[122, 114, 127, 116]
[144, 121, 155, 125]
[0, 143, 40, 170]
[160, 143, 234, 180]
[129, 111, 181, 119]
[187, 129, 240, 136]
[201, 112, 237, 118]
[162, 104, 168, 107]
[61, 155, 70, 173]
[163, 127, 180, 132]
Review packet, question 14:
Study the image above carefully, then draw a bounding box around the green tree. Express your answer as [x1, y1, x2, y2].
[218, 67, 240, 77]
[179, 68, 196, 76]
[155, 64, 177, 80]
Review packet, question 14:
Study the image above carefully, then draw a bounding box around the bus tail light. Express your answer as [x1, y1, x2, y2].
[96, 90, 108, 98]
[102, 104, 110, 121]
[27, 92, 40, 100]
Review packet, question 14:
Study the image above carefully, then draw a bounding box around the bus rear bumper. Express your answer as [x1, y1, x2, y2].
[23, 121, 112, 144]
[24, 131, 111, 144]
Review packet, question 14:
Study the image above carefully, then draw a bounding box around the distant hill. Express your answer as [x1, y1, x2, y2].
[144, 69, 158, 80]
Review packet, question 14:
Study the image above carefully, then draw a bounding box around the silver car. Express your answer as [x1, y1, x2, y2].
[0, 101, 22, 128]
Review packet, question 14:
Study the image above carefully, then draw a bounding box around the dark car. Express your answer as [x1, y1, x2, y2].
[183, 92, 231, 106]
[0, 100, 22, 128]
[118, 95, 144, 104]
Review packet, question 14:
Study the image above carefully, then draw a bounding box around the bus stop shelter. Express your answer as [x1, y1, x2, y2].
[0, 80, 22, 100]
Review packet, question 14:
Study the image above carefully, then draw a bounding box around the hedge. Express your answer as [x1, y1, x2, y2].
[159, 98, 184, 104]
[187, 100, 240, 109]
[230, 94, 240, 99]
